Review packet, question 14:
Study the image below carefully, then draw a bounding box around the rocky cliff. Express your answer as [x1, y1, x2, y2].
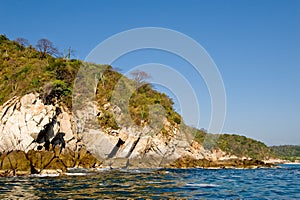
[0, 93, 274, 175]
[0, 36, 274, 176]
[0, 93, 201, 167]
[0, 93, 101, 175]
[0, 93, 79, 152]
[0, 93, 256, 175]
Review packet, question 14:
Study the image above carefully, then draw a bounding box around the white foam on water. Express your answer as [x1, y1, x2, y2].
[67, 167, 79, 171]
[96, 168, 110, 171]
[64, 172, 89, 176]
[146, 181, 162, 184]
[30, 173, 60, 178]
[186, 183, 219, 187]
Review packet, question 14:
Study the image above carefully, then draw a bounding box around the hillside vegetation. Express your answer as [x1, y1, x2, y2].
[270, 145, 300, 162]
[0, 34, 80, 107]
[190, 128, 274, 160]
[0, 34, 181, 137]
[0, 34, 288, 160]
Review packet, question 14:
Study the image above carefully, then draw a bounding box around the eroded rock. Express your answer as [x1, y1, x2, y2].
[0, 93, 79, 153]
[170, 156, 274, 169]
[0, 93, 274, 176]
[0, 150, 31, 175]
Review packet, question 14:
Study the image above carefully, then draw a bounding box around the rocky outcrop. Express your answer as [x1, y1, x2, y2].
[0, 148, 101, 176]
[0, 93, 79, 153]
[170, 156, 273, 169]
[0, 93, 100, 176]
[0, 93, 209, 171]
[0, 93, 274, 176]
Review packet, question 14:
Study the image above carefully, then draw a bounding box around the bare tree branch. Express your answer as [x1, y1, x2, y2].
[15, 38, 29, 47]
[36, 38, 59, 58]
[130, 70, 151, 91]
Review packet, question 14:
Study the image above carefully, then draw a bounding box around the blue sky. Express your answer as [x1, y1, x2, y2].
[1, 0, 299, 145]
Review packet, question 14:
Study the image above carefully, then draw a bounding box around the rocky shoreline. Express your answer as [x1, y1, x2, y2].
[0, 150, 276, 177]
[0, 148, 100, 177]
[0, 93, 278, 177]
[170, 156, 274, 169]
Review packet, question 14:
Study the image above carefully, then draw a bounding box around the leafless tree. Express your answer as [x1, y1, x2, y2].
[15, 37, 29, 47]
[63, 47, 76, 60]
[36, 38, 58, 58]
[130, 70, 151, 91]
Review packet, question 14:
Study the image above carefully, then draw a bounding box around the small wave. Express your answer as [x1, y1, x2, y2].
[67, 167, 81, 171]
[67, 167, 89, 172]
[96, 168, 110, 172]
[146, 181, 162, 184]
[186, 183, 219, 187]
[118, 168, 151, 174]
[30, 173, 60, 178]
[64, 172, 89, 176]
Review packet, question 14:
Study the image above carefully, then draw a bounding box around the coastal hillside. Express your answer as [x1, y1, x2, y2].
[0, 34, 181, 131]
[0, 34, 281, 172]
[0, 35, 81, 108]
[270, 145, 300, 162]
[186, 128, 274, 160]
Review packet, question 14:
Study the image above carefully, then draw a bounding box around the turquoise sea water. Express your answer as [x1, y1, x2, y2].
[0, 164, 299, 199]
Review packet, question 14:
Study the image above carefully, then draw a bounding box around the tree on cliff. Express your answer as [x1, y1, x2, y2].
[36, 38, 58, 58]
[15, 37, 29, 47]
[130, 70, 151, 91]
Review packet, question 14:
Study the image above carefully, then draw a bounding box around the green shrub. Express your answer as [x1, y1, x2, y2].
[52, 80, 72, 96]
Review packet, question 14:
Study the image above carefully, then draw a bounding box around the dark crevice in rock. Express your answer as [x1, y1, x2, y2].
[51, 132, 66, 152]
[0, 100, 18, 122]
[24, 152, 39, 174]
[30, 165, 39, 174]
[41, 156, 56, 170]
[66, 137, 75, 143]
[0, 106, 9, 121]
[55, 107, 62, 115]
[107, 138, 125, 158]
[36, 117, 56, 143]
[126, 137, 141, 158]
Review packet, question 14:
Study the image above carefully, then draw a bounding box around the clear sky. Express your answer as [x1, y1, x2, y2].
[1, 0, 299, 145]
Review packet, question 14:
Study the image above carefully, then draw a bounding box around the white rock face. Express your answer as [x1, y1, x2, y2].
[81, 120, 211, 168]
[0, 93, 77, 153]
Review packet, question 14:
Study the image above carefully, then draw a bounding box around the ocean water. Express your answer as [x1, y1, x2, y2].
[0, 164, 299, 199]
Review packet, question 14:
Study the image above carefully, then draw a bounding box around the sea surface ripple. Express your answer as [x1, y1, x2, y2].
[0, 164, 299, 199]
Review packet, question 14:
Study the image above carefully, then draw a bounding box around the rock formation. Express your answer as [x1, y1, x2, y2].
[0, 93, 78, 152]
[0, 93, 100, 175]
[0, 93, 273, 176]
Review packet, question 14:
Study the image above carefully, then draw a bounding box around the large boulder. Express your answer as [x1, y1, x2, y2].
[0, 93, 78, 153]
[0, 150, 31, 175]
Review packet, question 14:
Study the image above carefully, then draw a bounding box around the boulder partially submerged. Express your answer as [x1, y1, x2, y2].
[0, 148, 101, 176]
